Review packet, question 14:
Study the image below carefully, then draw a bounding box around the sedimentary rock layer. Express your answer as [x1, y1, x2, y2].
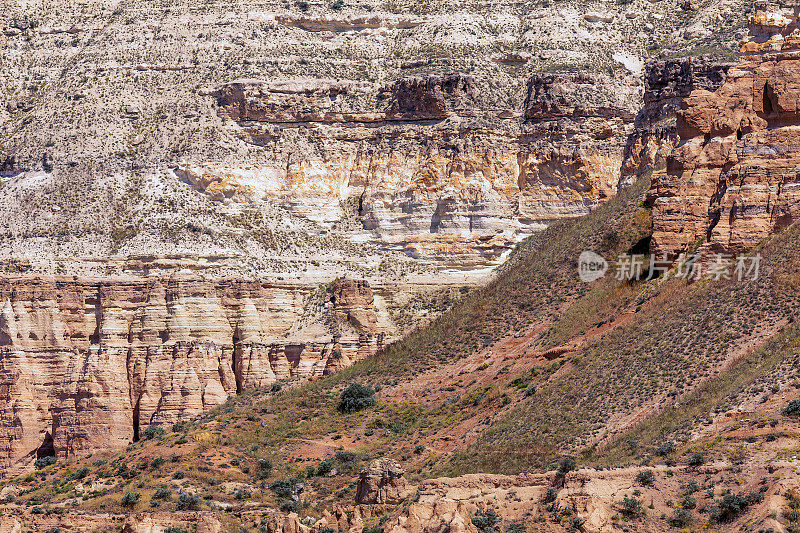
[620, 57, 734, 186]
[0, 276, 382, 475]
[650, 5, 800, 256]
[187, 73, 639, 266]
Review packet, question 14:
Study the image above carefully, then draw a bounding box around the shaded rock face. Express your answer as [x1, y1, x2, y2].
[355, 459, 409, 505]
[386, 74, 476, 120]
[620, 57, 734, 186]
[650, 5, 800, 257]
[0, 276, 383, 476]
[199, 73, 640, 269]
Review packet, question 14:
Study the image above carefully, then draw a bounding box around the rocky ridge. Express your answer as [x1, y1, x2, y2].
[0, 276, 383, 477]
[650, 1, 800, 257]
[0, 0, 753, 278]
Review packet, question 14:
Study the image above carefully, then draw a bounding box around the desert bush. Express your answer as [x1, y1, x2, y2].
[710, 492, 764, 522]
[121, 492, 140, 507]
[153, 487, 172, 501]
[669, 508, 692, 527]
[176, 494, 201, 511]
[339, 384, 376, 413]
[255, 458, 273, 479]
[617, 497, 644, 519]
[35, 456, 56, 469]
[782, 399, 800, 416]
[655, 441, 675, 456]
[66, 467, 89, 481]
[271, 479, 294, 498]
[687, 453, 706, 466]
[471, 508, 501, 533]
[635, 470, 655, 486]
[142, 425, 165, 440]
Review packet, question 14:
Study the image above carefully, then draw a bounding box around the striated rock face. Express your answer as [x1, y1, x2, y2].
[0, 276, 383, 476]
[620, 57, 734, 187]
[650, 5, 800, 257]
[192, 72, 640, 268]
[355, 458, 410, 505]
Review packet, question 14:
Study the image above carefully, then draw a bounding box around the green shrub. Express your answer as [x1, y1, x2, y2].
[339, 384, 376, 413]
[669, 508, 692, 527]
[255, 458, 273, 479]
[558, 457, 576, 474]
[280, 499, 299, 513]
[635, 470, 655, 486]
[141, 425, 165, 440]
[681, 494, 696, 510]
[271, 479, 294, 498]
[66, 467, 90, 481]
[316, 459, 334, 477]
[710, 492, 764, 522]
[655, 441, 675, 456]
[618, 497, 644, 518]
[153, 487, 172, 501]
[471, 508, 501, 532]
[782, 399, 800, 416]
[121, 492, 140, 507]
[176, 494, 201, 511]
[687, 453, 706, 466]
[34, 456, 56, 469]
[362, 527, 382, 533]
[505, 522, 525, 533]
[165, 528, 188, 533]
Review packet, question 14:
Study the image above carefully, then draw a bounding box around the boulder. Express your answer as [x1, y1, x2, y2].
[356, 458, 410, 504]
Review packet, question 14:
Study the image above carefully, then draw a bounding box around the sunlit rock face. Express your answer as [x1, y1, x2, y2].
[0, 276, 383, 476]
[185, 71, 639, 269]
[650, 4, 800, 257]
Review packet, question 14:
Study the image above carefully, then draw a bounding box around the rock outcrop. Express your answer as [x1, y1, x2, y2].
[0, 276, 383, 476]
[355, 458, 410, 505]
[620, 57, 734, 186]
[650, 4, 800, 257]
[195, 72, 641, 268]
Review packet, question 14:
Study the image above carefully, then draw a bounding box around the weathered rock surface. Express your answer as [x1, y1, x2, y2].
[194, 72, 642, 268]
[620, 57, 734, 186]
[0, 276, 383, 476]
[651, 4, 800, 256]
[355, 458, 410, 504]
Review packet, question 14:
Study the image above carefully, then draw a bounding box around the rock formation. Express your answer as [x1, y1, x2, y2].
[0, 276, 383, 476]
[620, 57, 734, 187]
[650, 4, 800, 257]
[191, 71, 641, 268]
[355, 458, 410, 505]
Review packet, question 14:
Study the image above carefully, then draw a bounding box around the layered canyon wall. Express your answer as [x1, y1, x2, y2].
[180, 71, 638, 268]
[0, 277, 382, 476]
[650, 2, 800, 257]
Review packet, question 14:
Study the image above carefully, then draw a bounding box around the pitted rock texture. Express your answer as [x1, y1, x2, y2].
[355, 458, 410, 505]
[651, 4, 800, 257]
[0, 276, 383, 476]
[620, 57, 734, 187]
[0, 0, 752, 280]
[193, 72, 640, 268]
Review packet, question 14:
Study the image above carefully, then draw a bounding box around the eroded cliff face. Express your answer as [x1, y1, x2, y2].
[650, 4, 800, 256]
[180, 72, 638, 267]
[0, 277, 383, 476]
[620, 57, 734, 187]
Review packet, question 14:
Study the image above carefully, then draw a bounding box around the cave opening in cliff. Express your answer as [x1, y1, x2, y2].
[763, 83, 774, 115]
[36, 432, 55, 459]
[132, 397, 140, 442]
